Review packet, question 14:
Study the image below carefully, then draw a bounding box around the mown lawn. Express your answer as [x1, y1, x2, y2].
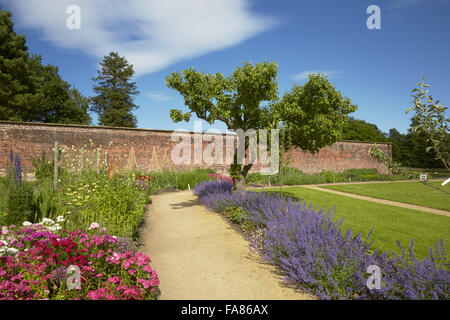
[320, 181, 450, 211]
[256, 186, 450, 260]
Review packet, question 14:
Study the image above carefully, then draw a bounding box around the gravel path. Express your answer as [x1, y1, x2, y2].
[140, 190, 314, 300]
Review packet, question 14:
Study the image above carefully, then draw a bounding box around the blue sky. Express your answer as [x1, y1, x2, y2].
[2, 0, 449, 134]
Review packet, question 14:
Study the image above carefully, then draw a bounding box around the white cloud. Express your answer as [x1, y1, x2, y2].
[2, 0, 277, 76]
[292, 70, 342, 81]
[146, 91, 172, 102]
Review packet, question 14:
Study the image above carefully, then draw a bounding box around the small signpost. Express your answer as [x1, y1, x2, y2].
[442, 177, 450, 186]
[420, 173, 428, 182]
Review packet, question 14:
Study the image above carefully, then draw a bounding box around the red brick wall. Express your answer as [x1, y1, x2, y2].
[0, 121, 391, 178]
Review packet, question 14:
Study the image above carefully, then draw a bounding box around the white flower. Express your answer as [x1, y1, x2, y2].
[22, 221, 32, 227]
[41, 218, 54, 225]
[56, 216, 65, 223]
[6, 247, 19, 255]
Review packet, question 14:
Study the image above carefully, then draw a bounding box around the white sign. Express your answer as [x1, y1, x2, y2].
[420, 173, 427, 182]
[366, 265, 381, 290]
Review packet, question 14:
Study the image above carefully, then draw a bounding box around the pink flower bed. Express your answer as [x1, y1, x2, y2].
[0, 223, 159, 300]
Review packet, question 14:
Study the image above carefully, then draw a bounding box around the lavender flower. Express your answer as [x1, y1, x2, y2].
[194, 180, 450, 300]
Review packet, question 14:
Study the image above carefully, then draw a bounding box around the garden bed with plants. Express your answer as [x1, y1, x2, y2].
[245, 167, 438, 186]
[0, 151, 214, 300]
[194, 178, 449, 300]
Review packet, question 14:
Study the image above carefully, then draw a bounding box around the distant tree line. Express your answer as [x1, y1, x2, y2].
[342, 117, 447, 168]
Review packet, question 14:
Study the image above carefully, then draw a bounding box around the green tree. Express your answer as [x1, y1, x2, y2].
[0, 8, 91, 124]
[90, 52, 139, 127]
[275, 73, 358, 153]
[406, 79, 449, 171]
[342, 117, 388, 142]
[0, 8, 36, 120]
[388, 128, 410, 165]
[167, 63, 357, 186]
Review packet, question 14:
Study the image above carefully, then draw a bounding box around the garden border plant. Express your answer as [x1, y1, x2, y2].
[194, 179, 449, 300]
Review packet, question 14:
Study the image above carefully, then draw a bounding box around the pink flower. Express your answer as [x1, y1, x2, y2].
[108, 276, 121, 284]
[97, 250, 105, 259]
[142, 265, 153, 273]
[137, 278, 159, 289]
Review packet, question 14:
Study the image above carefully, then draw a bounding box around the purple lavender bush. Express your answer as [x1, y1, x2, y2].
[193, 179, 232, 199]
[195, 180, 449, 300]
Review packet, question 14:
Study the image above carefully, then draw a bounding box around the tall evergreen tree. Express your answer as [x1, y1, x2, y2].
[0, 8, 34, 120]
[90, 52, 139, 127]
[0, 8, 91, 124]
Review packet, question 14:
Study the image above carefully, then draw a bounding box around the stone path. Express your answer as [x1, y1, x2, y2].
[140, 190, 314, 300]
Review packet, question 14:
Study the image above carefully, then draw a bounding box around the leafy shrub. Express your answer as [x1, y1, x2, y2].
[58, 172, 150, 239]
[195, 180, 450, 300]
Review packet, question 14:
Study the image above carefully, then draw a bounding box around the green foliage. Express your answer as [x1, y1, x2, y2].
[167, 64, 357, 185]
[90, 52, 140, 127]
[246, 166, 407, 186]
[342, 117, 389, 142]
[31, 179, 60, 223]
[166, 61, 278, 129]
[276, 73, 358, 154]
[58, 171, 149, 238]
[0, 169, 35, 226]
[31, 152, 54, 181]
[0, 9, 91, 124]
[224, 206, 246, 225]
[406, 78, 449, 171]
[146, 168, 214, 192]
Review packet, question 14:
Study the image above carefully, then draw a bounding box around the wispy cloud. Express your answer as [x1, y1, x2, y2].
[388, 0, 449, 10]
[2, 0, 277, 76]
[146, 91, 172, 102]
[292, 70, 342, 81]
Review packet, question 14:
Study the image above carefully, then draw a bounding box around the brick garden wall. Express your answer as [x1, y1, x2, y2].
[0, 121, 391, 178]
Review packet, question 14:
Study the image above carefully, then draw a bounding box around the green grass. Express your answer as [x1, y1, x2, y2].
[320, 181, 450, 211]
[255, 186, 450, 260]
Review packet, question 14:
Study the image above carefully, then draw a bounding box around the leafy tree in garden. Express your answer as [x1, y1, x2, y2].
[166, 63, 357, 186]
[406, 78, 450, 171]
[0, 8, 91, 124]
[342, 117, 388, 142]
[90, 52, 140, 127]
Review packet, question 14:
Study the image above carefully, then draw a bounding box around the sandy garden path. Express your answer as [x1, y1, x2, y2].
[140, 190, 314, 300]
